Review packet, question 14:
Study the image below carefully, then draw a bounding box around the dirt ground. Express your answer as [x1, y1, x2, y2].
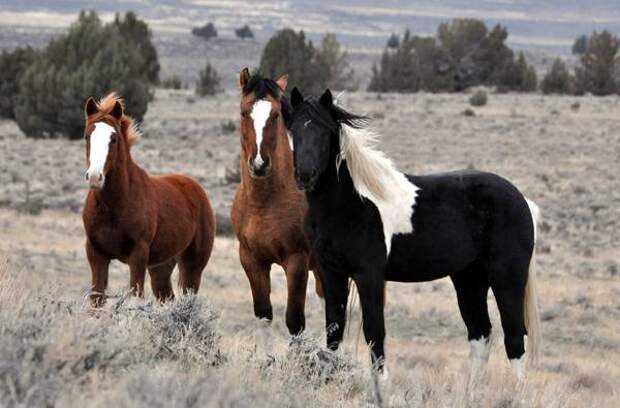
[1, 88, 619, 406]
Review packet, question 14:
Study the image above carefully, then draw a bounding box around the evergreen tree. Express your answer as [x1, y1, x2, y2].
[0, 47, 37, 119]
[541, 58, 572, 94]
[259, 29, 328, 95]
[14, 11, 153, 139]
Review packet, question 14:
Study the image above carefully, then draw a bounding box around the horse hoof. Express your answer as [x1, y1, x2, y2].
[88, 293, 106, 308]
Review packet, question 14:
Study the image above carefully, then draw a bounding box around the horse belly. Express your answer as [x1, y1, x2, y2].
[148, 213, 193, 265]
[384, 206, 480, 283]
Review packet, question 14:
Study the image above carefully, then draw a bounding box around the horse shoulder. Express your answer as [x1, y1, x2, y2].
[230, 185, 248, 238]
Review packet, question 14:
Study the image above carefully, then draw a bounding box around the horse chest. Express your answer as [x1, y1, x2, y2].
[87, 226, 134, 261]
[241, 209, 305, 262]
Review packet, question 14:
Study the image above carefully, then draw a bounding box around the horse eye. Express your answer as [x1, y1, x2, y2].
[110, 135, 117, 144]
[241, 112, 248, 118]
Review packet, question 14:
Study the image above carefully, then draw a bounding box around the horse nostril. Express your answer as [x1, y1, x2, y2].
[85, 172, 89, 181]
[98, 174, 103, 182]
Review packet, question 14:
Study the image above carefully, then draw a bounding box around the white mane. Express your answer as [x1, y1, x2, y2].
[338, 124, 420, 255]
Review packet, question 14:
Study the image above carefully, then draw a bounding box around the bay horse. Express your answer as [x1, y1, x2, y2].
[288, 87, 541, 380]
[231, 69, 323, 336]
[82, 94, 215, 306]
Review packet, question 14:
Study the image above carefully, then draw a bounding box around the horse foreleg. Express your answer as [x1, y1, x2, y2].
[353, 272, 386, 373]
[86, 239, 110, 307]
[239, 245, 272, 321]
[282, 253, 309, 336]
[323, 270, 349, 351]
[128, 242, 149, 297]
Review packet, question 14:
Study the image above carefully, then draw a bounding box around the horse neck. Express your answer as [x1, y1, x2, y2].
[93, 144, 144, 209]
[241, 122, 295, 203]
[306, 131, 360, 211]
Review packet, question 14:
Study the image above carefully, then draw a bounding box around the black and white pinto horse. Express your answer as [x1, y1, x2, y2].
[288, 88, 541, 380]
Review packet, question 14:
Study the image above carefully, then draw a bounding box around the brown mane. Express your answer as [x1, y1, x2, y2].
[97, 93, 142, 146]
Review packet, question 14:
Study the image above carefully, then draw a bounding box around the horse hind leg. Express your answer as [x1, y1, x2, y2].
[490, 263, 528, 381]
[148, 258, 176, 302]
[178, 247, 208, 295]
[450, 268, 492, 387]
[178, 216, 215, 295]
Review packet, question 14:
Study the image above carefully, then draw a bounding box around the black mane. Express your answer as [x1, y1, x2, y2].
[243, 73, 282, 99]
[243, 72, 293, 126]
[293, 95, 368, 132]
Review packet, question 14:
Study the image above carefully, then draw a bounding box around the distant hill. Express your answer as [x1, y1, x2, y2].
[1, 0, 620, 53]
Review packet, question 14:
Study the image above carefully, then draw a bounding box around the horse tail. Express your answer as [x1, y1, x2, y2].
[345, 280, 364, 356]
[524, 198, 542, 366]
[346, 281, 387, 358]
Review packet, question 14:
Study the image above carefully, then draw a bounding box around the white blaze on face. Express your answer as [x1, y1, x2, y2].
[250, 99, 273, 166]
[87, 122, 115, 181]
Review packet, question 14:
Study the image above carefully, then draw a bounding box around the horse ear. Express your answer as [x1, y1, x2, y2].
[85, 97, 98, 117]
[291, 87, 303, 109]
[276, 74, 288, 92]
[239, 67, 251, 88]
[319, 89, 333, 107]
[110, 100, 123, 120]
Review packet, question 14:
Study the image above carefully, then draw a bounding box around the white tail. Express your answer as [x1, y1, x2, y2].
[524, 198, 542, 366]
[345, 281, 364, 356]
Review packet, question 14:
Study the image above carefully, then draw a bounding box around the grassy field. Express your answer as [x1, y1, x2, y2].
[0, 88, 619, 406]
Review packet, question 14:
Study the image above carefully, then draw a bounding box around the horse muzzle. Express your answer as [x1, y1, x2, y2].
[248, 156, 271, 179]
[86, 171, 105, 190]
[295, 169, 318, 192]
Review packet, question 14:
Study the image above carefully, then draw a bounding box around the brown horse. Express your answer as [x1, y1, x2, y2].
[231, 69, 323, 335]
[82, 94, 215, 306]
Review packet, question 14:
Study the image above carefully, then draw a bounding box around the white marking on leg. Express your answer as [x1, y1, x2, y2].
[87, 122, 114, 185]
[250, 100, 272, 166]
[510, 355, 526, 381]
[339, 125, 419, 256]
[469, 336, 491, 362]
[468, 335, 491, 388]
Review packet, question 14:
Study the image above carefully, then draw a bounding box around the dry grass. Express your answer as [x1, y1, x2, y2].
[0, 247, 617, 407]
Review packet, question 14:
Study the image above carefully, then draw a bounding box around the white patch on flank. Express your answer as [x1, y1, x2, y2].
[87, 122, 114, 178]
[525, 197, 540, 243]
[339, 125, 419, 256]
[250, 99, 272, 166]
[510, 355, 526, 381]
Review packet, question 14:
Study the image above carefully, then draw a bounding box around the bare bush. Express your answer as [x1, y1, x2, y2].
[469, 90, 488, 106]
[196, 63, 221, 97]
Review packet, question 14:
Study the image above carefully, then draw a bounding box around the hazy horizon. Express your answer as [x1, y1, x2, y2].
[1, 1, 620, 53]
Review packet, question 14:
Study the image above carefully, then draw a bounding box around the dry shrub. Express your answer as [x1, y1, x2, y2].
[568, 373, 613, 395]
[0, 271, 221, 407]
[469, 90, 488, 107]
